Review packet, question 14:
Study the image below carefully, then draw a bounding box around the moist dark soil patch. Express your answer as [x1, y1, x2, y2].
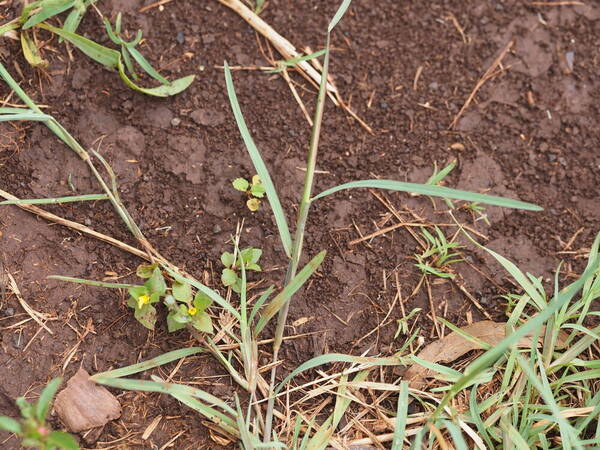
[1, 0, 599, 448]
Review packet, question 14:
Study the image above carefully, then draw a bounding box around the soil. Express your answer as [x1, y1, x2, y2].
[1, 0, 599, 448]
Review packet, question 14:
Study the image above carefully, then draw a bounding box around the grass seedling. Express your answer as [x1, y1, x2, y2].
[103, 13, 171, 85]
[415, 226, 464, 279]
[0, 378, 79, 450]
[1, 2, 194, 97]
[232, 175, 266, 211]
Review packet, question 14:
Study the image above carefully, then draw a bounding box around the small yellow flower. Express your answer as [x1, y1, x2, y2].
[137, 294, 150, 309]
[188, 307, 198, 316]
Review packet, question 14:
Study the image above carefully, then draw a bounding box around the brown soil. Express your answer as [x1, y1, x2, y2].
[1, 0, 599, 448]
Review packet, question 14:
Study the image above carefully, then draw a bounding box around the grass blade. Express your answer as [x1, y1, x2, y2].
[23, 0, 75, 29]
[312, 179, 542, 211]
[0, 193, 108, 205]
[224, 61, 292, 258]
[275, 353, 402, 394]
[255, 251, 326, 334]
[34, 378, 61, 421]
[392, 381, 409, 448]
[48, 275, 137, 289]
[126, 46, 169, 85]
[91, 347, 204, 379]
[328, 0, 352, 32]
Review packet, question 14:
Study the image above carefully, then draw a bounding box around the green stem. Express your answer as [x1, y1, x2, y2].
[262, 34, 331, 443]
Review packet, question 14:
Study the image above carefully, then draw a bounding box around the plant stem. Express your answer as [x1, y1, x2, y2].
[262, 35, 331, 443]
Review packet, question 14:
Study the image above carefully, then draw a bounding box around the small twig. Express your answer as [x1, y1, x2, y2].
[449, 40, 514, 129]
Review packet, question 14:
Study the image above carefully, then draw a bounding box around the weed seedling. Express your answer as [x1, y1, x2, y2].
[0, 378, 79, 450]
[233, 175, 265, 211]
[415, 226, 464, 278]
[462, 201, 490, 225]
[221, 247, 262, 293]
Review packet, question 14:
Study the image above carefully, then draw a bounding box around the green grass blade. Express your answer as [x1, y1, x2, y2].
[312, 179, 542, 211]
[48, 275, 137, 289]
[249, 285, 274, 324]
[392, 381, 409, 448]
[328, 0, 352, 32]
[34, 378, 61, 421]
[427, 161, 456, 185]
[126, 46, 170, 85]
[443, 419, 468, 450]
[0, 193, 108, 205]
[275, 353, 402, 394]
[23, 0, 75, 29]
[0, 112, 52, 122]
[255, 251, 326, 334]
[94, 377, 237, 430]
[224, 61, 292, 258]
[37, 22, 119, 67]
[91, 347, 204, 379]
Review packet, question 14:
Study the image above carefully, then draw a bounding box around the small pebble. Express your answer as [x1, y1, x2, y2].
[84, 218, 92, 226]
[171, 117, 181, 127]
[4, 307, 14, 316]
[176, 32, 185, 45]
[429, 81, 439, 90]
[565, 51, 575, 71]
[212, 224, 222, 234]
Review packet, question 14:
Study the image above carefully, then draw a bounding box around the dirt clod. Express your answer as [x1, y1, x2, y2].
[54, 368, 121, 433]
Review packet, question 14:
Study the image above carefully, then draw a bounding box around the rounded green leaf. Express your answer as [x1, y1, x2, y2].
[167, 312, 187, 332]
[232, 177, 249, 192]
[220, 252, 235, 268]
[192, 313, 213, 334]
[146, 267, 167, 296]
[193, 292, 212, 311]
[246, 198, 261, 211]
[241, 248, 262, 265]
[221, 269, 238, 287]
[136, 263, 157, 279]
[172, 281, 192, 303]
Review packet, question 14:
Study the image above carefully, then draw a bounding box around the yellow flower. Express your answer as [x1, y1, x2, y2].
[188, 307, 198, 316]
[137, 294, 150, 309]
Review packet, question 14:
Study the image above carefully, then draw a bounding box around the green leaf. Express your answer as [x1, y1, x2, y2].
[0, 416, 22, 434]
[166, 311, 187, 332]
[224, 62, 292, 258]
[134, 304, 157, 330]
[46, 431, 79, 450]
[193, 292, 212, 312]
[240, 248, 262, 265]
[126, 45, 170, 85]
[250, 184, 266, 198]
[328, 0, 352, 32]
[275, 352, 403, 394]
[246, 263, 261, 272]
[312, 179, 543, 211]
[21, 31, 48, 69]
[136, 263, 157, 279]
[191, 313, 213, 333]
[35, 378, 62, 421]
[221, 268, 238, 287]
[23, 0, 75, 29]
[256, 251, 326, 334]
[37, 22, 119, 67]
[146, 267, 166, 296]
[220, 252, 235, 268]
[38, 23, 194, 97]
[0, 193, 108, 205]
[91, 347, 204, 380]
[392, 382, 409, 449]
[172, 281, 192, 303]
